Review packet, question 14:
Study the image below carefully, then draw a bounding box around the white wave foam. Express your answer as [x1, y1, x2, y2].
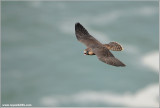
[41, 96, 59, 106]
[142, 51, 159, 73]
[40, 84, 159, 107]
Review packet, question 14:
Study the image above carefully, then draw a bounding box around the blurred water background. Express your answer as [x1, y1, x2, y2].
[1, 1, 159, 107]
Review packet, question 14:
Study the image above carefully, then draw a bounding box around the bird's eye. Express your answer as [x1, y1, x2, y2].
[86, 51, 89, 55]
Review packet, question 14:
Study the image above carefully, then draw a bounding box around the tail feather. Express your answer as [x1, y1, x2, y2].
[104, 42, 123, 51]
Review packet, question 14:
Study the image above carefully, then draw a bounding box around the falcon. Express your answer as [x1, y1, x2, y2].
[75, 22, 126, 67]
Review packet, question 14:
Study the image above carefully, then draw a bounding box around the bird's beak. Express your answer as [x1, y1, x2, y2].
[84, 51, 87, 55]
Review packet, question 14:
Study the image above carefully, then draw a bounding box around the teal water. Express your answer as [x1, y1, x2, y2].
[1, 1, 159, 107]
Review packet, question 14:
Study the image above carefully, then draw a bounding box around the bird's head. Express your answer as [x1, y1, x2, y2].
[84, 50, 89, 55]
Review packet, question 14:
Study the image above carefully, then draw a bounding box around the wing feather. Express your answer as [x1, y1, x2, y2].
[97, 49, 126, 67]
[99, 56, 125, 67]
[75, 22, 101, 48]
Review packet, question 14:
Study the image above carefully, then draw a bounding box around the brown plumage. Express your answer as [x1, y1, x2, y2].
[75, 22, 126, 67]
[104, 42, 123, 51]
[84, 42, 123, 55]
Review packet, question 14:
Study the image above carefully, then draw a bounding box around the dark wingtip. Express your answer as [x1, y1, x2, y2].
[75, 22, 89, 35]
[119, 63, 126, 67]
[75, 22, 82, 28]
[75, 22, 80, 25]
[113, 64, 126, 67]
[121, 64, 126, 67]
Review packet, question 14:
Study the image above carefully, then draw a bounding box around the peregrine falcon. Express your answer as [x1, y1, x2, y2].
[75, 22, 126, 67]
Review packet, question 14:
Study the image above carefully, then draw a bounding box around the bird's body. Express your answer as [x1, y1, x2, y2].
[84, 42, 123, 55]
[75, 22, 126, 67]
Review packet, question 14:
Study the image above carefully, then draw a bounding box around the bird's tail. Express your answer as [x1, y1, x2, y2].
[104, 42, 123, 51]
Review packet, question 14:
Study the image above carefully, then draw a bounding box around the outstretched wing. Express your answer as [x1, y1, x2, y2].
[75, 22, 102, 48]
[99, 56, 126, 67]
[95, 47, 126, 67]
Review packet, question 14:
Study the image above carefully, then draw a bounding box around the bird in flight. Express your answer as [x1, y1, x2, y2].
[75, 22, 126, 67]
